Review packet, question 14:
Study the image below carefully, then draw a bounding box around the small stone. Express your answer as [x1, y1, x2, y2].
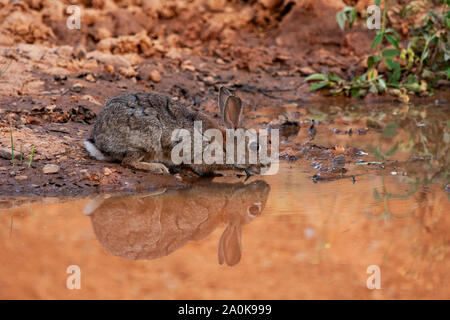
[298, 66, 316, 75]
[104, 167, 112, 176]
[149, 70, 161, 83]
[119, 67, 138, 78]
[85, 74, 96, 82]
[216, 58, 225, 65]
[42, 164, 60, 174]
[15, 175, 28, 180]
[165, 49, 182, 60]
[104, 64, 115, 74]
[260, 0, 284, 10]
[71, 83, 84, 93]
[80, 169, 90, 179]
[181, 61, 196, 72]
[0, 147, 13, 160]
[203, 76, 214, 83]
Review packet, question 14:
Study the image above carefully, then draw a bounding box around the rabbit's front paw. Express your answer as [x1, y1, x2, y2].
[128, 161, 170, 174]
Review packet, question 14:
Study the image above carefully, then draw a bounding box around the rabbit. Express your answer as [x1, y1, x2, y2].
[83, 87, 270, 176]
[83, 179, 270, 266]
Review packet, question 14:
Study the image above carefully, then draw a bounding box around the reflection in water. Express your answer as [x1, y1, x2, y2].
[0, 101, 448, 299]
[84, 180, 270, 266]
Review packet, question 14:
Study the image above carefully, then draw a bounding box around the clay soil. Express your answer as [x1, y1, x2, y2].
[0, 0, 448, 196]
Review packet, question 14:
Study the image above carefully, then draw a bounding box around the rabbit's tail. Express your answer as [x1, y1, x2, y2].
[83, 140, 111, 161]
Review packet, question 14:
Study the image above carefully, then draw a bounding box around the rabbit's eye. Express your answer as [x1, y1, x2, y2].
[247, 203, 262, 218]
[249, 141, 259, 152]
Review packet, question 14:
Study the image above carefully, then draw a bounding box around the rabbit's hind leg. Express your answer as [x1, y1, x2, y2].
[122, 153, 170, 174]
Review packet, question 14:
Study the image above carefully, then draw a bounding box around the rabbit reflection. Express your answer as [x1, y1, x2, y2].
[84, 180, 270, 266]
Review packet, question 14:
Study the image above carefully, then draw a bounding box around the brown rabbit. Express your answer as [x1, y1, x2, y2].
[84, 87, 268, 176]
[83, 180, 270, 266]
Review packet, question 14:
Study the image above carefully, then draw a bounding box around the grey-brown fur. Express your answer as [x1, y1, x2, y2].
[84, 88, 268, 176]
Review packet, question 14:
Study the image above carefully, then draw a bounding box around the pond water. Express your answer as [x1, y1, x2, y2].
[0, 102, 448, 299]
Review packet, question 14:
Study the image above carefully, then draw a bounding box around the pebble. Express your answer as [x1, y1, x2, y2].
[104, 167, 112, 176]
[0, 147, 13, 160]
[42, 164, 60, 174]
[119, 66, 138, 78]
[15, 175, 28, 180]
[181, 61, 196, 71]
[71, 83, 83, 93]
[85, 74, 96, 82]
[203, 76, 214, 83]
[149, 70, 162, 83]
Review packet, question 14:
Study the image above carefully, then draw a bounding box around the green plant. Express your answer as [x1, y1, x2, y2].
[28, 146, 35, 168]
[307, 0, 449, 99]
[408, 5, 450, 78]
[367, 122, 400, 161]
[337, 6, 357, 31]
[9, 127, 35, 168]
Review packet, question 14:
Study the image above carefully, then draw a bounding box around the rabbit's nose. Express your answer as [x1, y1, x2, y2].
[247, 202, 262, 218]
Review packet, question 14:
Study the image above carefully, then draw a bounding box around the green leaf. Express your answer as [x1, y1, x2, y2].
[385, 34, 400, 50]
[368, 145, 384, 160]
[309, 81, 330, 91]
[385, 59, 401, 83]
[377, 78, 387, 91]
[382, 123, 399, 138]
[351, 88, 361, 98]
[367, 55, 381, 69]
[336, 11, 346, 31]
[385, 142, 399, 157]
[375, 0, 381, 5]
[336, 7, 356, 31]
[371, 33, 384, 50]
[385, 28, 401, 40]
[305, 74, 327, 82]
[327, 73, 343, 83]
[382, 49, 400, 58]
[386, 59, 400, 70]
[373, 188, 382, 200]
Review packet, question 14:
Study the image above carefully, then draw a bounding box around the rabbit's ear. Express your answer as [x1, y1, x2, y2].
[218, 224, 242, 266]
[218, 86, 232, 115]
[223, 96, 242, 129]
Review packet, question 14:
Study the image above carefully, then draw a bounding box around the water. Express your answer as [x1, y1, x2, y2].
[0, 102, 448, 299]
